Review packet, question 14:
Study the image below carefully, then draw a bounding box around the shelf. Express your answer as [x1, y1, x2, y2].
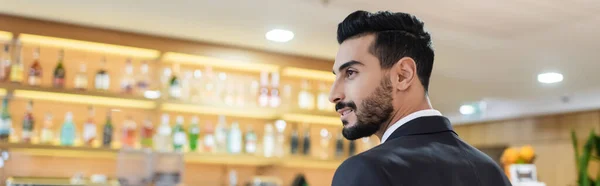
[1, 143, 342, 169]
[185, 153, 276, 166]
[161, 102, 279, 120]
[162, 52, 280, 73]
[280, 156, 343, 169]
[1, 143, 118, 159]
[282, 67, 335, 82]
[281, 113, 341, 127]
[0, 83, 157, 109]
[6, 177, 120, 186]
[19, 34, 160, 59]
[0, 88, 6, 96]
[0, 30, 13, 41]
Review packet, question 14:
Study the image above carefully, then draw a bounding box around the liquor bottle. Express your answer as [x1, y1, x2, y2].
[263, 123, 275, 158]
[335, 132, 344, 158]
[181, 71, 193, 101]
[21, 100, 34, 143]
[74, 63, 88, 90]
[121, 59, 135, 94]
[224, 83, 235, 106]
[202, 66, 216, 102]
[317, 83, 331, 111]
[169, 74, 181, 99]
[0, 97, 11, 142]
[302, 129, 310, 155]
[172, 116, 186, 152]
[140, 117, 154, 149]
[258, 71, 269, 107]
[290, 127, 299, 155]
[269, 72, 281, 108]
[348, 139, 356, 156]
[82, 106, 96, 146]
[249, 80, 259, 106]
[274, 120, 286, 157]
[53, 50, 66, 88]
[95, 57, 110, 91]
[203, 122, 216, 153]
[298, 80, 314, 110]
[102, 111, 113, 148]
[235, 83, 245, 107]
[154, 114, 172, 152]
[40, 113, 54, 144]
[188, 116, 200, 152]
[0, 44, 10, 81]
[190, 69, 203, 103]
[216, 72, 228, 101]
[244, 126, 257, 154]
[136, 61, 150, 94]
[169, 64, 182, 100]
[282, 84, 293, 107]
[214, 115, 228, 153]
[160, 68, 172, 93]
[60, 112, 76, 146]
[319, 128, 331, 159]
[122, 116, 137, 149]
[28, 47, 42, 86]
[227, 122, 242, 154]
[9, 46, 24, 84]
[228, 170, 238, 186]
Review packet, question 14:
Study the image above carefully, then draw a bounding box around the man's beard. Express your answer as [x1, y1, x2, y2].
[338, 77, 394, 140]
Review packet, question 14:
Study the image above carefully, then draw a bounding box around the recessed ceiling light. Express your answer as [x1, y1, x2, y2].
[266, 29, 294, 42]
[459, 105, 475, 115]
[537, 72, 563, 84]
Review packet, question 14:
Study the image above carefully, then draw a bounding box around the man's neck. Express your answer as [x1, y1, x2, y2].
[374, 101, 432, 141]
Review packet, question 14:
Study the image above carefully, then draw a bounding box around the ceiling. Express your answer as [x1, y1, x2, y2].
[1, 0, 599, 124]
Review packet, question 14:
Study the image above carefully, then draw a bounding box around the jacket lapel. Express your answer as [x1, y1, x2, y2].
[385, 116, 456, 142]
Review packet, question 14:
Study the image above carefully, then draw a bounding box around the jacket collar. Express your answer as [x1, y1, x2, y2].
[385, 116, 456, 142]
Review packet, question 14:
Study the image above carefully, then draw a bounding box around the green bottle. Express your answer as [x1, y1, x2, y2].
[102, 111, 113, 147]
[0, 97, 12, 142]
[188, 116, 200, 151]
[172, 116, 186, 151]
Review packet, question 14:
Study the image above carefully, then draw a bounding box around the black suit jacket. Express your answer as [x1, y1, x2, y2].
[332, 116, 512, 186]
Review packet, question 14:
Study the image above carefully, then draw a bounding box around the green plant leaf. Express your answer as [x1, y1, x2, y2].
[573, 129, 581, 174]
[580, 130, 596, 186]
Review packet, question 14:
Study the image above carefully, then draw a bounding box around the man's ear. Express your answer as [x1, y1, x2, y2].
[393, 57, 417, 91]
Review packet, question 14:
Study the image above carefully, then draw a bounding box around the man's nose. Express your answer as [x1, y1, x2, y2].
[329, 82, 344, 104]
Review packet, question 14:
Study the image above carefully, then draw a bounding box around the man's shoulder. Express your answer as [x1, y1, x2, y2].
[332, 151, 389, 186]
[337, 143, 409, 170]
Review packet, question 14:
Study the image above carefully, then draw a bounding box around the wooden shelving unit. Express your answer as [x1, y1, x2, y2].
[160, 101, 280, 120]
[0, 18, 342, 186]
[1, 82, 342, 127]
[0, 83, 157, 110]
[0, 143, 343, 169]
[162, 52, 280, 73]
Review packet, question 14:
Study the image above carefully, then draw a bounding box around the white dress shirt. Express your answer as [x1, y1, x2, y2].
[380, 109, 443, 143]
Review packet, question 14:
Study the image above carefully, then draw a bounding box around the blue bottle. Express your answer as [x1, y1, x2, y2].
[60, 112, 76, 146]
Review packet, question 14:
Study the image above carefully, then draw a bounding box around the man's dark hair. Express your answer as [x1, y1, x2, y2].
[337, 10, 435, 91]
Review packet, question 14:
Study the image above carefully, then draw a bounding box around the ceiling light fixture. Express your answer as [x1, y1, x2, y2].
[266, 29, 294, 42]
[459, 105, 476, 115]
[537, 72, 563, 84]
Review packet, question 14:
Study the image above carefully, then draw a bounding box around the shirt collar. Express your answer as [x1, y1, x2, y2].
[380, 109, 442, 143]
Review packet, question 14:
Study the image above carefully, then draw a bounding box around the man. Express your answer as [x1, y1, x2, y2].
[330, 10, 512, 186]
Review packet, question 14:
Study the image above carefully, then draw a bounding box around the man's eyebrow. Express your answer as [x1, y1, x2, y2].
[333, 60, 364, 75]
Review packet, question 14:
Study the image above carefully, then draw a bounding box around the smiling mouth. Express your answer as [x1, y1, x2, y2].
[337, 108, 354, 117]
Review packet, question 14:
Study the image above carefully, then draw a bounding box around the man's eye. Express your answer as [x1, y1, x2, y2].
[346, 70, 357, 78]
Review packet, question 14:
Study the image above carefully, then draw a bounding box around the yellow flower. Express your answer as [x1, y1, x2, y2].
[501, 147, 519, 165]
[519, 145, 535, 163]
